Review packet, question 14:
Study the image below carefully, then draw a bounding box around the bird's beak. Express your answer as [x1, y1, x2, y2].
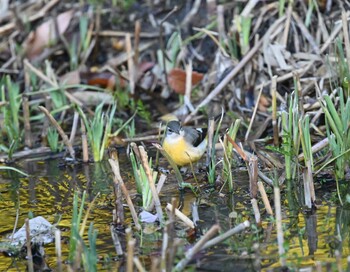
[167, 120, 182, 134]
[173, 126, 181, 134]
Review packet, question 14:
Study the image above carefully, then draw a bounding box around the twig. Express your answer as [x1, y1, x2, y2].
[94, 30, 159, 38]
[271, 76, 279, 146]
[184, 60, 194, 111]
[81, 120, 89, 163]
[292, 11, 320, 54]
[166, 198, 178, 272]
[191, 202, 199, 227]
[134, 256, 146, 272]
[126, 228, 135, 272]
[303, 167, 312, 209]
[206, 117, 215, 167]
[217, 5, 227, 43]
[257, 181, 273, 215]
[282, 1, 292, 47]
[69, 111, 79, 145]
[106, 41, 156, 68]
[274, 184, 286, 267]
[130, 142, 142, 161]
[298, 137, 328, 161]
[182, 0, 201, 26]
[258, 171, 273, 187]
[38, 106, 75, 160]
[241, 0, 260, 16]
[251, 198, 260, 224]
[108, 155, 141, 230]
[134, 20, 141, 64]
[125, 33, 135, 95]
[315, 261, 322, 272]
[10, 208, 20, 243]
[166, 203, 194, 229]
[161, 223, 169, 272]
[22, 95, 32, 148]
[245, 85, 263, 141]
[122, 135, 159, 142]
[0, 146, 53, 162]
[113, 170, 125, 226]
[55, 229, 62, 272]
[25, 219, 34, 272]
[202, 221, 250, 250]
[173, 224, 220, 272]
[226, 134, 247, 161]
[139, 146, 164, 223]
[335, 250, 343, 272]
[247, 156, 258, 198]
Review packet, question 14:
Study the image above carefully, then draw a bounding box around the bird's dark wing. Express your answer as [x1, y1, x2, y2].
[183, 127, 207, 147]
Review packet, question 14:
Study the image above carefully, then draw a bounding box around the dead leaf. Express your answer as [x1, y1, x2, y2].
[24, 10, 74, 60]
[167, 68, 204, 95]
[258, 94, 270, 112]
[71, 90, 114, 106]
[137, 62, 155, 75]
[60, 70, 80, 85]
[80, 72, 126, 90]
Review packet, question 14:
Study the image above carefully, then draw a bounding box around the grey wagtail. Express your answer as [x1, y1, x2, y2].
[162, 120, 207, 166]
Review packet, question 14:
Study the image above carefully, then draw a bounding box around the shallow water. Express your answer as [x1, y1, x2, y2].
[0, 156, 348, 271]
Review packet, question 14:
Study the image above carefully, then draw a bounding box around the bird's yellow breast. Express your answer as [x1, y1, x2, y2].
[163, 137, 205, 166]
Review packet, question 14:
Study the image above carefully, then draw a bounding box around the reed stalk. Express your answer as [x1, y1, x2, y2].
[22, 95, 32, 148]
[248, 156, 258, 198]
[202, 221, 250, 250]
[274, 181, 286, 267]
[251, 198, 261, 224]
[271, 76, 279, 146]
[81, 120, 89, 162]
[110, 225, 123, 256]
[257, 181, 273, 215]
[299, 115, 315, 208]
[109, 155, 141, 230]
[55, 229, 62, 272]
[25, 219, 34, 272]
[166, 203, 194, 229]
[126, 228, 136, 272]
[134, 256, 146, 272]
[173, 224, 220, 272]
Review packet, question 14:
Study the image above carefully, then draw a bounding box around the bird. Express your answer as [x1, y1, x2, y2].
[162, 120, 207, 166]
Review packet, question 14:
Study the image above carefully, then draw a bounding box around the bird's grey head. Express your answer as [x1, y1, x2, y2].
[166, 120, 183, 137]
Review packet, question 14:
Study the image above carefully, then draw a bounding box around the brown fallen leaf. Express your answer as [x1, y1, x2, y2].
[24, 10, 74, 60]
[258, 93, 270, 112]
[80, 72, 126, 90]
[60, 70, 80, 85]
[167, 68, 204, 95]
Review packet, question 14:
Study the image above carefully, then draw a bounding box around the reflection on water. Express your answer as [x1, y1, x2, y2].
[0, 158, 348, 271]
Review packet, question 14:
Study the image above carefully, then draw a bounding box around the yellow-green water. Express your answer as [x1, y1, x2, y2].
[0, 158, 348, 271]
